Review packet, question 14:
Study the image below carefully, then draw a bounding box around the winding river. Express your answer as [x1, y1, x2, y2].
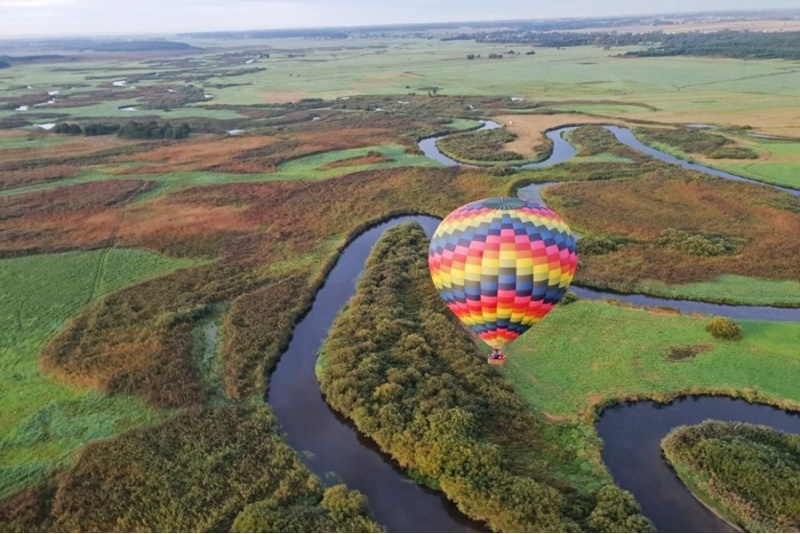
[268, 121, 799, 532]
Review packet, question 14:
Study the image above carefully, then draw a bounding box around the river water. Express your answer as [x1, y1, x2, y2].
[267, 217, 482, 533]
[597, 397, 800, 532]
[267, 121, 799, 532]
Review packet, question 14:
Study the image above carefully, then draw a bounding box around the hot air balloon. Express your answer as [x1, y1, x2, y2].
[428, 197, 577, 365]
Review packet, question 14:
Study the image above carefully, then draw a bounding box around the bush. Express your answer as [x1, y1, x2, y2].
[709, 146, 759, 159]
[559, 292, 579, 306]
[706, 317, 742, 340]
[654, 228, 738, 256]
[662, 421, 800, 532]
[578, 235, 622, 256]
[436, 128, 523, 162]
[232, 485, 383, 533]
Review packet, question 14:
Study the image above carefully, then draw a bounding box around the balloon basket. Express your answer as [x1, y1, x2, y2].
[487, 356, 506, 366]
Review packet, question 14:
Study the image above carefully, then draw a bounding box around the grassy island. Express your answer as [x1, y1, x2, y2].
[662, 421, 800, 532]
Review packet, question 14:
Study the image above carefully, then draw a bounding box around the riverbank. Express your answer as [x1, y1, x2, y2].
[422, 120, 800, 309]
[317, 223, 653, 532]
[661, 421, 800, 532]
[502, 300, 800, 420]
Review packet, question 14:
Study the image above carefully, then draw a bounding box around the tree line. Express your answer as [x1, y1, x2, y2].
[53, 120, 191, 139]
[443, 29, 800, 60]
[623, 30, 800, 60]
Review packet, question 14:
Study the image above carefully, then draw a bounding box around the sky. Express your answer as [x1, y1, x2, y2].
[1, 0, 798, 38]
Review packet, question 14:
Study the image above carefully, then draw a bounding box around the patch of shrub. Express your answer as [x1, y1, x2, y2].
[636, 127, 728, 155]
[0, 405, 382, 532]
[654, 228, 738, 256]
[706, 317, 743, 340]
[559, 291, 579, 305]
[708, 146, 759, 159]
[663, 421, 800, 532]
[578, 235, 626, 256]
[488, 164, 514, 176]
[232, 485, 383, 532]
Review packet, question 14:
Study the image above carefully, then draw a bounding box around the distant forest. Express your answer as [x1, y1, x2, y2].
[623, 31, 800, 59]
[448, 30, 800, 60]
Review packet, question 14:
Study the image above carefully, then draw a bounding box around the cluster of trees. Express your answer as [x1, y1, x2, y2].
[624, 30, 800, 60]
[445, 28, 800, 60]
[0, 405, 382, 532]
[53, 122, 119, 136]
[706, 317, 743, 340]
[662, 421, 800, 532]
[71, 40, 197, 52]
[52, 121, 191, 139]
[444, 30, 656, 47]
[319, 224, 652, 532]
[654, 228, 739, 257]
[118, 121, 191, 139]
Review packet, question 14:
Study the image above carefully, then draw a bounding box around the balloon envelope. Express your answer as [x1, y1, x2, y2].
[428, 197, 577, 351]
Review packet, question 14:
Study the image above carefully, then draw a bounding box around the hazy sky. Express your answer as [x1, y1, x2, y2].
[1, 0, 798, 38]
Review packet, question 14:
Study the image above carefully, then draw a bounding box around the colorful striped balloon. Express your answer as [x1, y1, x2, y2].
[428, 197, 578, 351]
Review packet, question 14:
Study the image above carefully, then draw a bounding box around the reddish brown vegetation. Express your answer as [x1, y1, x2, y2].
[32, 164, 507, 409]
[0, 181, 154, 256]
[0, 165, 80, 190]
[548, 171, 800, 285]
[0, 135, 132, 164]
[112, 135, 282, 174]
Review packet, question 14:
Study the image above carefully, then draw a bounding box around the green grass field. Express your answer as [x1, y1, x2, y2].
[632, 275, 800, 307]
[0, 134, 73, 151]
[501, 300, 800, 418]
[632, 132, 800, 189]
[716, 138, 800, 189]
[0, 248, 198, 498]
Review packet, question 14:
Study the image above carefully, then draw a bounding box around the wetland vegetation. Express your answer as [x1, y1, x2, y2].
[0, 12, 799, 531]
[662, 421, 800, 532]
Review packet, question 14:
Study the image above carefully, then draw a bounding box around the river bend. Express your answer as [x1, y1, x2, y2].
[267, 120, 799, 532]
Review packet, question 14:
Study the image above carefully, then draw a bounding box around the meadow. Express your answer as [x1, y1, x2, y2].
[0, 29, 799, 532]
[501, 300, 800, 418]
[0, 248, 196, 498]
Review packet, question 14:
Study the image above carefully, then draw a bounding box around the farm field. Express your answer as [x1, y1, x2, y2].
[0, 20, 799, 532]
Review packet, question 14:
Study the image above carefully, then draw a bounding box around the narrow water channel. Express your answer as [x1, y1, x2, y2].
[267, 216, 482, 533]
[596, 397, 800, 532]
[267, 120, 799, 532]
